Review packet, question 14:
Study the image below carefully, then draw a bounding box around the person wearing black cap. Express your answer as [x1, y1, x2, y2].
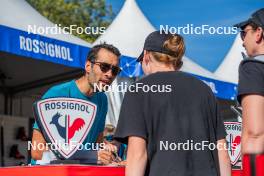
[114, 31, 231, 176]
[235, 8, 264, 175]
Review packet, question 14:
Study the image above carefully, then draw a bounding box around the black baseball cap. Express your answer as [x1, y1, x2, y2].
[234, 8, 264, 29]
[137, 31, 177, 62]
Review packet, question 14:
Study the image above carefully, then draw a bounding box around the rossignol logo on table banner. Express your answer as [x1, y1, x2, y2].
[224, 122, 242, 165]
[34, 97, 97, 159]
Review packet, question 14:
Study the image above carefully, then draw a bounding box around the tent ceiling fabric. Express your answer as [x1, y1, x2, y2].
[0, 51, 81, 93]
[214, 35, 245, 84]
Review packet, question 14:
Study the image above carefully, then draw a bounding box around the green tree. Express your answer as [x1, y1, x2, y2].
[26, 0, 114, 43]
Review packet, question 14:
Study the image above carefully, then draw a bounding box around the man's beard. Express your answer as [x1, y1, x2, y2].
[87, 71, 96, 92]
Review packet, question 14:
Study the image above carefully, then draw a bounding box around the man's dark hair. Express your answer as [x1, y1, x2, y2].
[86, 42, 121, 62]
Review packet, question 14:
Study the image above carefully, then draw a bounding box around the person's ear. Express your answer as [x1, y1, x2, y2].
[256, 27, 264, 43]
[143, 50, 150, 65]
[85, 60, 91, 74]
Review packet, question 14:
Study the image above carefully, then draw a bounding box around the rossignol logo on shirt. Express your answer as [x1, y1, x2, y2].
[34, 97, 97, 159]
[44, 101, 91, 113]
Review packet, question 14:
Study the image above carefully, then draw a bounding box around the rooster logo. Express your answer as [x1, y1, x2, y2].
[230, 135, 241, 156]
[50, 112, 85, 143]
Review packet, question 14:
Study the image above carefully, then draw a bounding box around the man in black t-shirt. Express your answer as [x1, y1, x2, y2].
[235, 8, 264, 174]
[114, 31, 231, 176]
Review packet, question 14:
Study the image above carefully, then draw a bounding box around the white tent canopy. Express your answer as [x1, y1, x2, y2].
[214, 35, 246, 84]
[181, 56, 221, 80]
[0, 0, 91, 47]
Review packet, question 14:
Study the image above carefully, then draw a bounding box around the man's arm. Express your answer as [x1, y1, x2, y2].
[217, 139, 231, 176]
[241, 94, 264, 154]
[126, 136, 147, 176]
[31, 129, 47, 160]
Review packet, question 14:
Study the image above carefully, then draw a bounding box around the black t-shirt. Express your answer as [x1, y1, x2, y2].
[114, 71, 226, 176]
[237, 58, 264, 104]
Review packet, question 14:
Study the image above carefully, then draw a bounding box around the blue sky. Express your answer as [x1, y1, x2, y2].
[106, 0, 264, 72]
